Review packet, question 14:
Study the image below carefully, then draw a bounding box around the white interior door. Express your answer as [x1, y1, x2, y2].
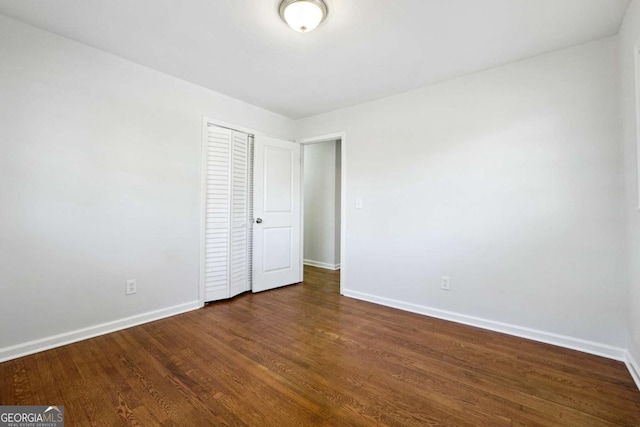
[252, 135, 301, 293]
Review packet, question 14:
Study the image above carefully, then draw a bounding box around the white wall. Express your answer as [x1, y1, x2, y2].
[620, 0, 640, 371]
[304, 140, 340, 269]
[0, 11, 632, 365]
[0, 15, 295, 357]
[297, 37, 627, 352]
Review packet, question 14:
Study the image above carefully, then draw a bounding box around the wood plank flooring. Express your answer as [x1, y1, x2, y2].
[1, 266, 639, 426]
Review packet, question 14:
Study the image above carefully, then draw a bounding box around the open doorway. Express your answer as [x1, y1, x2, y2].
[300, 133, 345, 294]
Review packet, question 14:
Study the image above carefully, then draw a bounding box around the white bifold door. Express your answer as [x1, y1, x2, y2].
[203, 125, 252, 302]
[202, 124, 301, 302]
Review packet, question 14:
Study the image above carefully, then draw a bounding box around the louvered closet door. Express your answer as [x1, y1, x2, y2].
[229, 131, 250, 298]
[203, 124, 252, 302]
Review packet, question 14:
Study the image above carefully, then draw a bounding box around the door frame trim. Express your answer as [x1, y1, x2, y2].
[298, 131, 347, 295]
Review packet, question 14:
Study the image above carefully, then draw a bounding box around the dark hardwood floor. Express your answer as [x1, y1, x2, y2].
[1, 266, 639, 426]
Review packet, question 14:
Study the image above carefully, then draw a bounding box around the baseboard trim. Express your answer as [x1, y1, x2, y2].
[0, 301, 200, 363]
[342, 289, 626, 361]
[304, 259, 340, 270]
[625, 351, 640, 391]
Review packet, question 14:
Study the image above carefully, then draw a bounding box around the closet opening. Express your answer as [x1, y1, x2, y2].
[200, 119, 304, 305]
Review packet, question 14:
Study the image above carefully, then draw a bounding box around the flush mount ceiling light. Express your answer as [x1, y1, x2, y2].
[279, 0, 328, 33]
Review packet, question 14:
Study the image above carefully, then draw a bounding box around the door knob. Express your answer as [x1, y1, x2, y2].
[256, 218, 263, 224]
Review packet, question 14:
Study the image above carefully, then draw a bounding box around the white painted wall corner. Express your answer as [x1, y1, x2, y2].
[625, 351, 640, 391]
[303, 259, 340, 270]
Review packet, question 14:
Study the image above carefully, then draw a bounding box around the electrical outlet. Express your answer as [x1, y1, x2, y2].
[441, 276, 451, 291]
[126, 279, 137, 295]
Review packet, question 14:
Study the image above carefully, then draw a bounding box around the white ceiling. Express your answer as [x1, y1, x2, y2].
[0, 0, 631, 119]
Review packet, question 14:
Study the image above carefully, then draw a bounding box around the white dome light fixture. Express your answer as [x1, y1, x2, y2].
[279, 0, 328, 33]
